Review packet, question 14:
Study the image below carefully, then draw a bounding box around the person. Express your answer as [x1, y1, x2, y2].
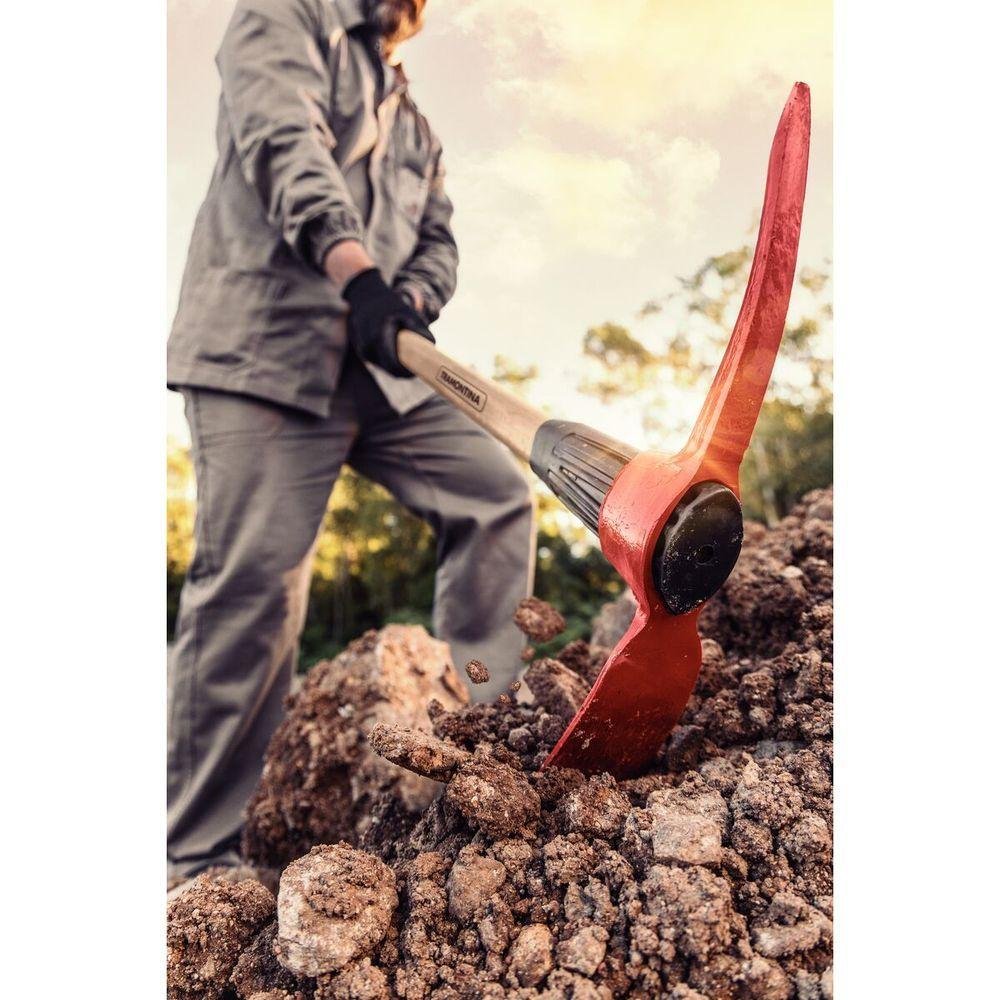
[166, 0, 535, 884]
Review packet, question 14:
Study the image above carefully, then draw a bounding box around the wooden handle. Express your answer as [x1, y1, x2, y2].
[397, 330, 546, 461]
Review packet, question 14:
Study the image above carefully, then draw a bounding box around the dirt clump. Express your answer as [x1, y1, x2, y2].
[513, 596, 567, 642]
[242, 626, 469, 873]
[231, 921, 311, 998]
[523, 657, 590, 721]
[443, 748, 542, 839]
[168, 488, 833, 998]
[368, 723, 471, 781]
[167, 874, 276, 1000]
[245, 992, 310, 1000]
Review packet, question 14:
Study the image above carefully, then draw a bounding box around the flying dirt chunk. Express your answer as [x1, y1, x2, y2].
[464, 658, 490, 684]
[513, 596, 566, 643]
[368, 722, 471, 781]
[243, 625, 469, 870]
[275, 843, 398, 977]
[166, 874, 275, 1000]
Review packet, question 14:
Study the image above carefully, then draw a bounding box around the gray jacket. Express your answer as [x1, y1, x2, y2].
[167, 0, 458, 416]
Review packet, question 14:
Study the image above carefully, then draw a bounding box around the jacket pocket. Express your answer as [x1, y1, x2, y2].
[178, 267, 290, 371]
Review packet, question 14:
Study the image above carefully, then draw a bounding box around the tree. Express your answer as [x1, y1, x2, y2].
[579, 242, 832, 523]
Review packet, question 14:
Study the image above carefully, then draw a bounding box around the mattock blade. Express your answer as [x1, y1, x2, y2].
[545, 83, 811, 777]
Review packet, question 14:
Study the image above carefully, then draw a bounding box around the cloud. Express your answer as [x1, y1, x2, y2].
[489, 144, 644, 255]
[439, 0, 831, 132]
[445, 133, 719, 282]
[632, 134, 721, 239]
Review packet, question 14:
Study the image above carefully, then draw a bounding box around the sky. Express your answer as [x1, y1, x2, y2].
[167, 0, 832, 447]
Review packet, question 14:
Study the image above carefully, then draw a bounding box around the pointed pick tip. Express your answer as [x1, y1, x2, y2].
[778, 82, 811, 138]
[789, 81, 812, 114]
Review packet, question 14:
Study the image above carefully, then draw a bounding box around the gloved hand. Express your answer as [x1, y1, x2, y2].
[342, 267, 434, 378]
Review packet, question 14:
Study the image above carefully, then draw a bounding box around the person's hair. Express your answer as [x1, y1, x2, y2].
[365, 0, 426, 50]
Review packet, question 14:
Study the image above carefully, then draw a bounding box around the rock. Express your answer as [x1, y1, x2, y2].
[444, 754, 541, 838]
[166, 874, 275, 1000]
[243, 625, 469, 869]
[557, 925, 608, 976]
[446, 847, 508, 921]
[651, 810, 723, 867]
[750, 892, 832, 960]
[743, 955, 793, 999]
[624, 787, 726, 868]
[523, 657, 590, 721]
[558, 773, 630, 838]
[590, 591, 637, 648]
[367, 723, 471, 781]
[513, 596, 566, 642]
[477, 897, 516, 955]
[275, 844, 398, 976]
[731, 817, 774, 862]
[731, 757, 805, 830]
[506, 724, 534, 754]
[542, 835, 601, 887]
[507, 923, 554, 987]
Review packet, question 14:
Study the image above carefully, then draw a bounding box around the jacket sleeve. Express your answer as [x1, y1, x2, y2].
[394, 148, 459, 323]
[216, 0, 364, 272]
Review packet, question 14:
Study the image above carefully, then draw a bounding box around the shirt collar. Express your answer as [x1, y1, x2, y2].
[334, 0, 368, 32]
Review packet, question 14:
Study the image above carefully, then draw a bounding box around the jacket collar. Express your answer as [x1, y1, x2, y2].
[334, 0, 368, 32]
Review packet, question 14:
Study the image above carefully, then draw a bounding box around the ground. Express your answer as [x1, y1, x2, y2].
[167, 488, 833, 999]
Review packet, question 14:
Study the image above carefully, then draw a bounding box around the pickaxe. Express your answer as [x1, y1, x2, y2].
[396, 83, 811, 778]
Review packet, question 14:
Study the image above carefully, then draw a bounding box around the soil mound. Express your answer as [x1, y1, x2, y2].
[242, 625, 469, 873]
[169, 488, 833, 999]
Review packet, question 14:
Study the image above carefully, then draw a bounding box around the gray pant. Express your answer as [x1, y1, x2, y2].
[167, 353, 535, 878]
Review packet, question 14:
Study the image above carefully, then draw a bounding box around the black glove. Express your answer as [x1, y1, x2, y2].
[342, 267, 434, 378]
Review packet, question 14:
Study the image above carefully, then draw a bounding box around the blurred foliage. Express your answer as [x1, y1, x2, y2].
[166, 443, 195, 632]
[493, 354, 539, 389]
[168, 239, 831, 662]
[167, 447, 623, 666]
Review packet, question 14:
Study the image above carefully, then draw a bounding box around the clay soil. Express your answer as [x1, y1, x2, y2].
[167, 489, 833, 1000]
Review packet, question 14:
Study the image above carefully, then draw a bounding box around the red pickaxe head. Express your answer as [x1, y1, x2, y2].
[397, 83, 811, 778]
[539, 82, 811, 775]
